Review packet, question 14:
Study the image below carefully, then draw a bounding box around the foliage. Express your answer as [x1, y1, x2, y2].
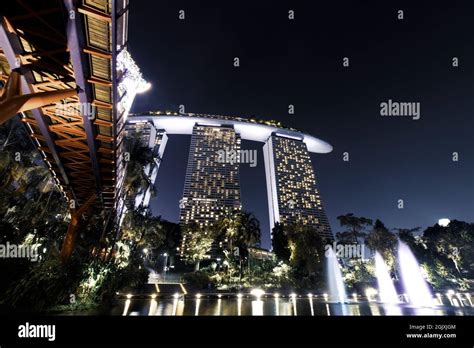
[183, 271, 212, 289]
[365, 219, 397, 265]
[181, 224, 214, 271]
[336, 213, 373, 244]
[1, 257, 83, 312]
[122, 136, 156, 203]
[285, 224, 326, 288]
[271, 222, 290, 263]
[423, 220, 474, 277]
[214, 210, 261, 255]
[342, 259, 376, 289]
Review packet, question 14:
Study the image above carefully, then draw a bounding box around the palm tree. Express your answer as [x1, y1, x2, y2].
[237, 212, 261, 248]
[122, 136, 159, 203]
[215, 209, 241, 252]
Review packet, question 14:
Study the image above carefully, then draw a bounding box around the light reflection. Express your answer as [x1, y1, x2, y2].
[291, 293, 297, 316]
[215, 299, 221, 316]
[413, 307, 436, 315]
[118, 291, 474, 317]
[456, 293, 464, 307]
[350, 304, 361, 316]
[308, 296, 314, 316]
[195, 299, 201, 316]
[466, 293, 473, 307]
[252, 300, 263, 316]
[446, 290, 454, 306]
[274, 297, 280, 316]
[368, 303, 381, 316]
[382, 304, 402, 315]
[325, 303, 331, 316]
[148, 299, 157, 316]
[172, 298, 178, 316]
[122, 299, 131, 316]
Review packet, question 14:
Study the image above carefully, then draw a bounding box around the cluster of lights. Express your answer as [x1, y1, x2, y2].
[120, 289, 474, 312]
[140, 111, 297, 132]
[117, 49, 151, 121]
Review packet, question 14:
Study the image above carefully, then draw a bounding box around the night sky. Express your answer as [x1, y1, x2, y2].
[128, 1, 474, 249]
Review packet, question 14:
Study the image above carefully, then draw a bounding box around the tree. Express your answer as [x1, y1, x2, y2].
[121, 208, 165, 254]
[237, 211, 261, 248]
[365, 219, 397, 252]
[393, 227, 421, 250]
[214, 209, 241, 252]
[272, 222, 290, 263]
[365, 219, 397, 267]
[181, 225, 214, 271]
[122, 136, 157, 204]
[423, 220, 474, 276]
[336, 213, 373, 244]
[285, 223, 325, 281]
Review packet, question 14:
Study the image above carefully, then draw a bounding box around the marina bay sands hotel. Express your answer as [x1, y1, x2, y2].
[126, 111, 333, 243]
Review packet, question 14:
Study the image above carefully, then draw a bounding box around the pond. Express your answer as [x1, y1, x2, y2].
[111, 294, 474, 316]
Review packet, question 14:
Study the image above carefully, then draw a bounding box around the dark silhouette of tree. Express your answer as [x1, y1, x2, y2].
[271, 222, 290, 263]
[365, 219, 397, 256]
[336, 213, 373, 244]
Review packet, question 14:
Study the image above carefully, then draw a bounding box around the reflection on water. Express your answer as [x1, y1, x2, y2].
[114, 297, 474, 316]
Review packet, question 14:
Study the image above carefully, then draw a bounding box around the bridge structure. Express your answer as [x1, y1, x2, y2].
[0, 0, 149, 261]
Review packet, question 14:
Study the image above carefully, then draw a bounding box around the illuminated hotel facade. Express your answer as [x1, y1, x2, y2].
[179, 124, 242, 227]
[263, 134, 332, 240]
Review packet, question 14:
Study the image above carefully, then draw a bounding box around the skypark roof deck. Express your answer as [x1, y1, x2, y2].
[128, 112, 333, 154]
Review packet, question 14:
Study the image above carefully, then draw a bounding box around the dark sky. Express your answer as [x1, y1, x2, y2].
[128, 1, 474, 249]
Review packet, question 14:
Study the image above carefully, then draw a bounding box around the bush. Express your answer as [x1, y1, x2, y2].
[1, 257, 83, 312]
[183, 271, 211, 289]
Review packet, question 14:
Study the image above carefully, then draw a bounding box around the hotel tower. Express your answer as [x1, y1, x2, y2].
[179, 124, 242, 227]
[263, 133, 332, 240]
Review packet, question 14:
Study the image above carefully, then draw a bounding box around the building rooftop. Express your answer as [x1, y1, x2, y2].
[128, 111, 333, 154]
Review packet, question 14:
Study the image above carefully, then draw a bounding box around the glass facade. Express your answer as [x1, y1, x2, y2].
[264, 134, 332, 240]
[180, 124, 242, 227]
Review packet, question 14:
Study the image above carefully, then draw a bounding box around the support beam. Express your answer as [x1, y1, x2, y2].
[0, 17, 73, 194]
[0, 71, 77, 125]
[60, 193, 97, 264]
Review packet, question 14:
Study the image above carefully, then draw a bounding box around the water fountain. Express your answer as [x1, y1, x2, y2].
[398, 241, 433, 307]
[326, 247, 348, 303]
[374, 251, 399, 304]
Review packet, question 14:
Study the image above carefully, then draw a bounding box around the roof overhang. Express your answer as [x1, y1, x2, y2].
[128, 115, 333, 154]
